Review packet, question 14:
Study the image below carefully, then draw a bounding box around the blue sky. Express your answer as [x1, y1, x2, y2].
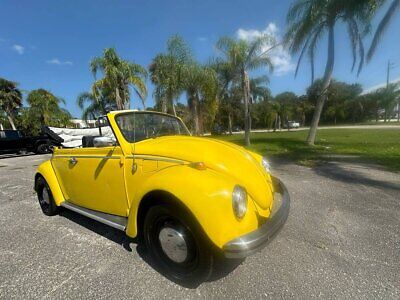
[1, 0, 399, 118]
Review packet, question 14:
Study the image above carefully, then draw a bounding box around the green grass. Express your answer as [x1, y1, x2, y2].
[213, 129, 400, 172]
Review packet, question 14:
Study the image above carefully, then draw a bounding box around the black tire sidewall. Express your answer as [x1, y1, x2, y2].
[36, 177, 58, 216]
[36, 143, 50, 154]
[143, 204, 213, 283]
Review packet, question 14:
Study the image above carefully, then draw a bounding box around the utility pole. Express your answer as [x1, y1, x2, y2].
[387, 60, 395, 88]
[385, 60, 397, 122]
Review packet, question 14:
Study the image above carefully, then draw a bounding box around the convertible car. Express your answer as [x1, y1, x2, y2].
[34, 110, 290, 282]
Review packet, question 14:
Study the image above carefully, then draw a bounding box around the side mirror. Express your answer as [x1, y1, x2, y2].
[93, 136, 116, 148]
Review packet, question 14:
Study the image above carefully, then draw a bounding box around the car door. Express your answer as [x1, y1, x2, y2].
[52, 145, 128, 216]
[0, 131, 21, 152]
[0, 131, 7, 152]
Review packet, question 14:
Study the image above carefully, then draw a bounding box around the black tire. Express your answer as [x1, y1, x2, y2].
[35, 143, 51, 154]
[143, 204, 213, 284]
[36, 177, 59, 216]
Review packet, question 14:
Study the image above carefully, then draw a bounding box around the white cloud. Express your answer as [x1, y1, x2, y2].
[12, 44, 24, 54]
[236, 23, 295, 76]
[362, 76, 400, 94]
[46, 58, 73, 66]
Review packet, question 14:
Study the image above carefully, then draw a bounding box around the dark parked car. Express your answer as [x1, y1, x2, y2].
[232, 125, 242, 132]
[0, 127, 63, 154]
[211, 124, 227, 135]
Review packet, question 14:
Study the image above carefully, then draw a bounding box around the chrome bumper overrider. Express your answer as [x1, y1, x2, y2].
[223, 176, 290, 258]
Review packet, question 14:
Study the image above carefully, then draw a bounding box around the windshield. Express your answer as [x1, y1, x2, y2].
[115, 112, 190, 143]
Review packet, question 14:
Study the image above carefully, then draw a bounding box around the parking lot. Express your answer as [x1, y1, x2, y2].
[0, 154, 399, 299]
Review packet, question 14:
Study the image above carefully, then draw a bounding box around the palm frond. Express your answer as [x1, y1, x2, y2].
[346, 18, 359, 72]
[367, 0, 400, 61]
[357, 35, 365, 76]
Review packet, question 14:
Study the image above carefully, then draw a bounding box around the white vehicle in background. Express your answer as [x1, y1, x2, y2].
[285, 121, 300, 129]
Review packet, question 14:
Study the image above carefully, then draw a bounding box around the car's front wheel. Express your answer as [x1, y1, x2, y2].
[36, 177, 59, 216]
[143, 204, 213, 284]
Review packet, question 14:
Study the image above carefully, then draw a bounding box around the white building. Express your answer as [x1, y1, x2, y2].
[69, 119, 97, 129]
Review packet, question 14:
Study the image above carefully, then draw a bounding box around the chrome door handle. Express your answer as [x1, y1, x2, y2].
[69, 157, 78, 166]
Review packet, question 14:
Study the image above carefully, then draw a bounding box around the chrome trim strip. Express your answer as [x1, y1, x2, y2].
[60, 201, 127, 231]
[53, 155, 120, 159]
[126, 155, 185, 164]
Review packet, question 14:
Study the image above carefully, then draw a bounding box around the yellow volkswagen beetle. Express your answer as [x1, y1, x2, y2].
[34, 110, 290, 282]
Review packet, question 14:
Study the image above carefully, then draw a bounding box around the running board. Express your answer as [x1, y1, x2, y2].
[60, 201, 127, 231]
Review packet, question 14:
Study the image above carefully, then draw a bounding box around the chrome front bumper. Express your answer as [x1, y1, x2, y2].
[223, 176, 290, 258]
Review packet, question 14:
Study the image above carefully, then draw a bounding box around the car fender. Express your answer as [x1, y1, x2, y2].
[35, 160, 65, 206]
[125, 164, 259, 249]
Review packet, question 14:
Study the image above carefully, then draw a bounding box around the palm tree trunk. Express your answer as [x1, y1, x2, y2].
[7, 114, 17, 130]
[192, 97, 200, 135]
[306, 23, 335, 145]
[243, 70, 251, 146]
[278, 115, 281, 131]
[172, 102, 177, 117]
[310, 58, 315, 85]
[0, 123, 3, 130]
[162, 99, 168, 113]
[115, 88, 124, 110]
[228, 113, 233, 135]
[124, 91, 130, 110]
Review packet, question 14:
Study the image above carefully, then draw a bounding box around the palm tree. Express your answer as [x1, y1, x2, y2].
[182, 63, 218, 135]
[149, 35, 193, 115]
[0, 78, 22, 130]
[274, 92, 298, 129]
[215, 36, 274, 146]
[367, 0, 399, 61]
[26, 89, 66, 126]
[285, 0, 377, 145]
[249, 76, 271, 103]
[270, 102, 281, 131]
[91, 48, 147, 110]
[77, 91, 117, 121]
[248, 76, 271, 131]
[296, 96, 313, 126]
[19, 89, 71, 134]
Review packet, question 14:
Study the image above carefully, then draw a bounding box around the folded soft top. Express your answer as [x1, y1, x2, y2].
[48, 126, 114, 148]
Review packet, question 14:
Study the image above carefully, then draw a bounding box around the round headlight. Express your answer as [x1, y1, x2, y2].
[232, 185, 247, 219]
[262, 157, 271, 173]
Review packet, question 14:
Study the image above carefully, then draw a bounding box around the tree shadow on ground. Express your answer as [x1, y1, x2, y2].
[59, 209, 243, 288]
[312, 159, 400, 191]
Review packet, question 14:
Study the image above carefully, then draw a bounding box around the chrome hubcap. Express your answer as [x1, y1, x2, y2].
[158, 226, 188, 263]
[42, 188, 50, 205]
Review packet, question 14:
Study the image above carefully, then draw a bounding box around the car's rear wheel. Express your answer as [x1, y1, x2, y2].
[143, 204, 213, 284]
[36, 177, 59, 216]
[35, 143, 51, 154]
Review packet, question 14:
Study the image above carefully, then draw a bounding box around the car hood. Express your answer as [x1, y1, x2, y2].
[133, 135, 273, 210]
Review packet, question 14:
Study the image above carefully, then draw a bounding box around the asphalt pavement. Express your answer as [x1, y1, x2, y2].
[0, 154, 399, 299]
